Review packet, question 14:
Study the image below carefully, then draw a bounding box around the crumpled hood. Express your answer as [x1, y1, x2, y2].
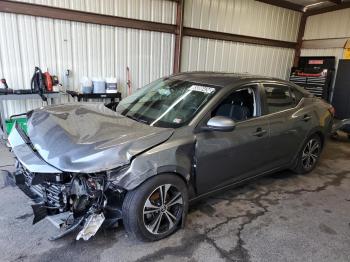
[27, 103, 174, 173]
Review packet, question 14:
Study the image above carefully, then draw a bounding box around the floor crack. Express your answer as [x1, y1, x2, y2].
[202, 170, 350, 262]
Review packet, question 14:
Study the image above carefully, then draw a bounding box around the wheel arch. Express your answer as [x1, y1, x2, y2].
[122, 170, 191, 233]
[313, 130, 325, 148]
[305, 127, 326, 148]
[290, 127, 325, 169]
[121, 172, 189, 241]
[119, 165, 192, 191]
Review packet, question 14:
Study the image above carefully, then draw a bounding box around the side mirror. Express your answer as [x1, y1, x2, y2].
[203, 116, 236, 132]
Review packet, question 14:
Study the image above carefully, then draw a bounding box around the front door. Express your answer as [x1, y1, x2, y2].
[194, 85, 271, 195]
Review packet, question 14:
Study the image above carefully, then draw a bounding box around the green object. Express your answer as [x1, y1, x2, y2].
[5, 118, 28, 135]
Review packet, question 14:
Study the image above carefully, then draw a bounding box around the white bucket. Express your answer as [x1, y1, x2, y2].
[92, 78, 106, 94]
[80, 77, 93, 94]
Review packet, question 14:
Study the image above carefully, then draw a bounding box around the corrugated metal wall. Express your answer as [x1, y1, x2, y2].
[304, 9, 350, 40]
[11, 0, 177, 24]
[181, 0, 301, 79]
[184, 0, 301, 42]
[0, 2, 175, 117]
[181, 37, 295, 79]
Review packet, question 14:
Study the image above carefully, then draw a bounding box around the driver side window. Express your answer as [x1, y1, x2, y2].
[212, 86, 257, 122]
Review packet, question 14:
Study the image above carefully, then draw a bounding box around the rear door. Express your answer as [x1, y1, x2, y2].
[261, 82, 313, 167]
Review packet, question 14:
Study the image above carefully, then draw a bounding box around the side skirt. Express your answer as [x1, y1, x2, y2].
[188, 165, 288, 204]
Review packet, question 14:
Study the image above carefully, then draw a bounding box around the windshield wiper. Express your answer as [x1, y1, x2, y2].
[125, 114, 148, 124]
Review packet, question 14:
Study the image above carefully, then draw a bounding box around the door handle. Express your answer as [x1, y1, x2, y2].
[302, 114, 312, 122]
[253, 128, 267, 137]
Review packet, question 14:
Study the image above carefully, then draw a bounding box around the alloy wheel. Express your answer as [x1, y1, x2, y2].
[143, 184, 183, 235]
[302, 139, 321, 170]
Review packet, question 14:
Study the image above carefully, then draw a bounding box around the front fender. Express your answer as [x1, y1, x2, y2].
[111, 163, 191, 191]
[109, 138, 195, 191]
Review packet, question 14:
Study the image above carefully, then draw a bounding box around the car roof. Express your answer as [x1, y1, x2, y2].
[168, 71, 283, 87]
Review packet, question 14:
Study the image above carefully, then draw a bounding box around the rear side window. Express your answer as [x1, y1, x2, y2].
[263, 84, 294, 114]
[290, 87, 305, 104]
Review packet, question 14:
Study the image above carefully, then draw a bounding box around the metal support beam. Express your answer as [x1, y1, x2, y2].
[293, 14, 307, 67]
[255, 0, 304, 12]
[0, 0, 176, 34]
[328, 0, 342, 5]
[183, 27, 297, 49]
[173, 0, 184, 74]
[302, 37, 349, 49]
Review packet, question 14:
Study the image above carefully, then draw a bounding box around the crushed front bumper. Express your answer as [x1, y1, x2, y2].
[13, 169, 67, 224]
[13, 168, 110, 241]
[9, 123, 67, 218]
[9, 124, 123, 240]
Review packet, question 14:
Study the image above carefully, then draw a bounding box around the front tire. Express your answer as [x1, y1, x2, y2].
[292, 134, 322, 174]
[122, 174, 188, 241]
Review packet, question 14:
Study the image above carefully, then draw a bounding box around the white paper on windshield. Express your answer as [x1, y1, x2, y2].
[173, 118, 182, 124]
[158, 88, 171, 96]
[189, 85, 215, 94]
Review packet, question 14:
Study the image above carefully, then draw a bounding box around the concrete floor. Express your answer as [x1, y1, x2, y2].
[0, 137, 350, 262]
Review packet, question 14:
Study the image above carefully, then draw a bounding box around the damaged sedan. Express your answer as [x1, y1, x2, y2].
[8, 72, 334, 241]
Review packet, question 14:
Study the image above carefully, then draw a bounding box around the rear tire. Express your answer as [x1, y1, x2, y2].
[122, 174, 188, 241]
[292, 134, 322, 174]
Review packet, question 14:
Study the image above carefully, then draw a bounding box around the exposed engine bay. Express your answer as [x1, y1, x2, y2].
[15, 162, 125, 241]
[7, 102, 175, 241]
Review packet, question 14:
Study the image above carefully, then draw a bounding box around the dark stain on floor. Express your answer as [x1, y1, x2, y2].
[29, 229, 121, 262]
[15, 213, 33, 220]
[0, 170, 16, 189]
[319, 223, 337, 235]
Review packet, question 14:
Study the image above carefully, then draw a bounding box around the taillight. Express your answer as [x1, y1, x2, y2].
[328, 106, 335, 117]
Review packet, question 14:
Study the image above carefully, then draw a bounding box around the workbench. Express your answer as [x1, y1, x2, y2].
[66, 91, 122, 102]
[0, 92, 61, 139]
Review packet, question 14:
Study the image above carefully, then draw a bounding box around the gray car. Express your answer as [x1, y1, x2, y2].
[8, 72, 334, 242]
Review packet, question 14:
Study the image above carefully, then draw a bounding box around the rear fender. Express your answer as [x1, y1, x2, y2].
[290, 126, 325, 169]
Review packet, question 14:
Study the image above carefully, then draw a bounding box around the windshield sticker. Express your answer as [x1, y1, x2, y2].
[189, 85, 215, 94]
[173, 118, 182, 124]
[158, 88, 171, 96]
